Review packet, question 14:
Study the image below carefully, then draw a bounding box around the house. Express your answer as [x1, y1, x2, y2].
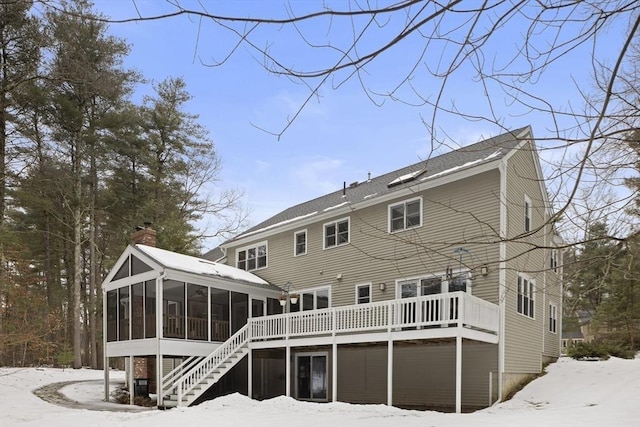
[102, 125, 563, 413]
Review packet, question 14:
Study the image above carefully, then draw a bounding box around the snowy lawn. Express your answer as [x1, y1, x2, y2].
[1, 356, 639, 427]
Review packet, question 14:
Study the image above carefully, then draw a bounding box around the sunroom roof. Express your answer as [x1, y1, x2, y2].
[135, 245, 273, 288]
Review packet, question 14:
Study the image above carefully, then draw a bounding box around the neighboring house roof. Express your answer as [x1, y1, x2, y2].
[230, 126, 530, 242]
[562, 330, 585, 340]
[135, 244, 278, 290]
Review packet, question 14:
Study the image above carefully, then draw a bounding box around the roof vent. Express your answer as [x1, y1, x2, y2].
[349, 181, 359, 188]
[387, 167, 428, 188]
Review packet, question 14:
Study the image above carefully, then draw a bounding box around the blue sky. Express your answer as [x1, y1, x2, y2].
[90, 1, 630, 250]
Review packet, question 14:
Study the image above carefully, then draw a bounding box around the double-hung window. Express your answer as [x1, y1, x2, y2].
[517, 274, 535, 318]
[549, 303, 557, 333]
[524, 195, 532, 232]
[389, 197, 422, 232]
[356, 283, 371, 304]
[294, 230, 307, 256]
[237, 242, 267, 271]
[324, 218, 349, 249]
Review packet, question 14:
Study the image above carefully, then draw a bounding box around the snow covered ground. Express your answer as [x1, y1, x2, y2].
[1, 356, 639, 427]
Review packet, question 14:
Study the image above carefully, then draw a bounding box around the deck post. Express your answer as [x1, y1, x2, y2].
[455, 334, 462, 413]
[285, 345, 291, 397]
[129, 355, 135, 405]
[387, 338, 393, 406]
[332, 341, 337, 402]
[104, 356, 109, 402]
[248, 347, 253, 399]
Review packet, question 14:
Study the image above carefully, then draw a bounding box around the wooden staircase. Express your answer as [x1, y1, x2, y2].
[160, 324, 250, 408]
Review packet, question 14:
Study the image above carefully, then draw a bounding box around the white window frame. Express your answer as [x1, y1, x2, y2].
[388, 196, 423, 233]
[549, 302, 558, 334]
[291, 286, 331, 311]
[295, 351, 329, 402]
[356, 283, 372, 304]
[294, 229, 307, 256]
[394, 270, 472, 298]
[236, 241, 268, 272]
[517, 273, 535, 319]
[524, 195, 532, 232]
[323, 217, 350, 249]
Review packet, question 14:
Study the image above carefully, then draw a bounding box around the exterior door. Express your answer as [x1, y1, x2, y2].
[296, 353, 328, 401]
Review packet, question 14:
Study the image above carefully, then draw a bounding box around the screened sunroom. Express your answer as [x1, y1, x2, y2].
[102, 241, 282, 403]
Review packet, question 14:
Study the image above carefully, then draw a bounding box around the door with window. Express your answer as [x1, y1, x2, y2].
[296, 353, 328, 401]
[398, 274, 470, 325]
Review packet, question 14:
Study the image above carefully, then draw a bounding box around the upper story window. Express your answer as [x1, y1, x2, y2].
[237, 242, 267, 271]
[549, 303, 557, 333]
[294, 230, 307, 256]
[356, 283, 371, 304]
[324, 217, 349, 249]
[550, 249, 559, 273]
[524, 195, 532, 232]
[389, 197, 422, 232]
[517, 274, 535, 318]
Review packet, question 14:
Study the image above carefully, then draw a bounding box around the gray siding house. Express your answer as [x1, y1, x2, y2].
[103, 126, 562, 413]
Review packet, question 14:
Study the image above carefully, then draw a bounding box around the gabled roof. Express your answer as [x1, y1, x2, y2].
[202, 246, 225, 263]
[230, 126, 531, 242]
[135, 245, 277, 289]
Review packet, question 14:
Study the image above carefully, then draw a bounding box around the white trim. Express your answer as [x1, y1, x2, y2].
[323, 216, 350, 250]
[355, 283, 372, 304]
[236, 241, 268, 272]
[293, 229, 307, 257]
[498, 161, 507, 400]
[388, 196, 423, 233]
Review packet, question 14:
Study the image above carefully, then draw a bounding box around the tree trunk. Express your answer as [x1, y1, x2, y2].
[89, 154, 97, 368]
[73, 137, 83, 369]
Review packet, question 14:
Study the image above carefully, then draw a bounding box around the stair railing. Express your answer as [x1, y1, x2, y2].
[160, 355, 203, 402]
[176, 323, 251, 405]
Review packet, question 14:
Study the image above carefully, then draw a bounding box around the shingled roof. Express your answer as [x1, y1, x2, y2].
[232, 126, 531, 241]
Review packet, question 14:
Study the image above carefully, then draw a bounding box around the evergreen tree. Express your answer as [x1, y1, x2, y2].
[44, 0, 134, 368]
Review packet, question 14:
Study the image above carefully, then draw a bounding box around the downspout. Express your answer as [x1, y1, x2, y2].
[103, 286, 109, 402]
[542, 216, 548, 360]
[496, 161, 508, 404]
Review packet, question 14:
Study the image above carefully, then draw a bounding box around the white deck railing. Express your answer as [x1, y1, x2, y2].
[250, 291, 499, 340]
[165, 292, 499, 407]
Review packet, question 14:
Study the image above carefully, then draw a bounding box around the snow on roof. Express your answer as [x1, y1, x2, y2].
[135, 245, 269, 286]
[420, 150, 502, 182]
[323, 201, 350, 212]
[240, 211, 319, 238]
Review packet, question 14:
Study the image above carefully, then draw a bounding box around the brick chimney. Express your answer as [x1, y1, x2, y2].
[130, 222, 157, 247]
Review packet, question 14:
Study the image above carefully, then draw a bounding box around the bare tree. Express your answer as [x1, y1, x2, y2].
[42, 0, 639, 244]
